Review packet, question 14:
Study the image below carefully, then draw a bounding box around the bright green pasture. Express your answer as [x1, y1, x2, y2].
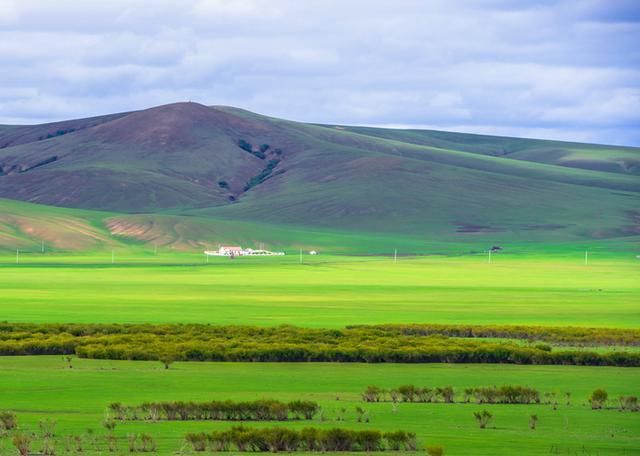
[0, 357, 638, 455]
[0, 254, 637, 327]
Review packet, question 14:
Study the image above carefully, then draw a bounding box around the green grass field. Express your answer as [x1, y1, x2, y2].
[1, 253, 638, 455]
[0, 253, 637, 327]
[0, 357, 638, 455]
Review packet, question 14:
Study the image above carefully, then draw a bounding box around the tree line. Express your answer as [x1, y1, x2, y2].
[362, 384, 540, 404]
[185, 426, 417, 452]
[347, 324, 640, 346]
[1, 323, 638, 367]
[3, 322, 637, 345]
[108, 399, 320, 421]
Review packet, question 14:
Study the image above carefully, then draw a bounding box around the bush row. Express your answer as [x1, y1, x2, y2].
[185, 426, 417, 452]
[74, 343, 640, 366]
[362, 384, 540, 404]
[3, 322, 637, 345]
[347, 324, 640, 346]
[1, 323, 638, 366]
[108, 399, 320, 421]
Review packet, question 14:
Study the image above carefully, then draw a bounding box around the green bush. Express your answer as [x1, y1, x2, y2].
[109, 399, 320, 421]
[0, 411, 17, 431]
[1, 323, 637, 367]
[590, 389, 608, 409]
[192, 426, 414, 452]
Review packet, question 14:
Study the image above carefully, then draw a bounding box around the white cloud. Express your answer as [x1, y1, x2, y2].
[0, 0, 638, 146]
[0, 0, 19, 24]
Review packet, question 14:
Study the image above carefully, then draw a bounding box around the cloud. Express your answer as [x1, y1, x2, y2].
[0, 0, 638, 146]
[0, 0, 19, 24]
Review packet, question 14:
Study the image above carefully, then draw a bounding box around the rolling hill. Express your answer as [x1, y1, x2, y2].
[0, 102, 638, 253]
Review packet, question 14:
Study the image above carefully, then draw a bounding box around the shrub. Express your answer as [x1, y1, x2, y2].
[427, 447, 444, 456]
[39, 418, 57, 438]
[362, 385, 383, 402]
[140, 433, 156, 452]
[158, 353, 175, 369]
[238, 139, 252, 152]
[590, 389, 608, 409]
[619, 395, 639, 412]
[288, 400, 320, 420]
[12, 434, 31, 456]
[436, 386, 455, 403]
[384, 431, 408, 451]
[473, 410, 493, 429]
[356, 430, 382, 451]
[127, 433, 137, 452]
[0, 411, 17, 431]
[105, 433, 118, 452]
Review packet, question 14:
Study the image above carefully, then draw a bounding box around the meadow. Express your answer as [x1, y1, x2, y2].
[0, 357, 638, 455]
[0, 253, 638, 455]
[0, 252, 638, 327]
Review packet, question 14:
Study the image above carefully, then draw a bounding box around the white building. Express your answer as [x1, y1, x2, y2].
[219, 245, 243, 256]
[204, 245, 285, 257]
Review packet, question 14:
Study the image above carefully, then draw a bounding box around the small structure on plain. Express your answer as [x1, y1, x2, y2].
[204, 245, 285, 257]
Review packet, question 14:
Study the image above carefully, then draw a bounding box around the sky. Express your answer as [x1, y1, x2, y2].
[0, 0, 639, 146]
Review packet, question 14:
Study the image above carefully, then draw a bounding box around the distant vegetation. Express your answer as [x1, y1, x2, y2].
[38, 128, 75, 140]
[362, 384, 541, 404]
[108, 399, 320, 421]
[237, 139, 267, 159]
[236, 139, 283, 191]
[185, 426, 417, 452]
[244, 159, 281, 191]
[348, 324, 640, 346]
[1, 323, 638, 366]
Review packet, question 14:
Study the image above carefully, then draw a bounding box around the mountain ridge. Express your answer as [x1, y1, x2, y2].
[0, 102, 638, 251]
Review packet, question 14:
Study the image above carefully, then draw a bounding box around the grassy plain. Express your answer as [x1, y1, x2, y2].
[0, 253, 637, 327]
[0, 357, 638, 455]
[0, 253, 638, 455]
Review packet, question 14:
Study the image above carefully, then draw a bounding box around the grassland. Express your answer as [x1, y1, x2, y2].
[0, 253, 638, 454]
[0, 253, 637, 327]
[0, 357, 638, 455]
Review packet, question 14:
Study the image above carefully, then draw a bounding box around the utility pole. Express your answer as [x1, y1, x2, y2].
[299, 248, 302, 264]
[394, 248, 397, 264]
[16, 248, 19, 264]
[488, 249, 492, 264]
[585, 251, 588, 265]
[41, 240, 45, 253]
[111, 250, 115, 265]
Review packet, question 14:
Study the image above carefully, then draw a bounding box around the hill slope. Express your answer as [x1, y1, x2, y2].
[0, 102, 638, 250]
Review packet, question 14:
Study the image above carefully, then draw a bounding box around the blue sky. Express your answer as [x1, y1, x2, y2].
[0, 0, 639, 145]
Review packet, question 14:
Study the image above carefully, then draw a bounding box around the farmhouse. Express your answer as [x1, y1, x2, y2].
[219, 245, 243, 256]
[204, 245, 285, 257]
